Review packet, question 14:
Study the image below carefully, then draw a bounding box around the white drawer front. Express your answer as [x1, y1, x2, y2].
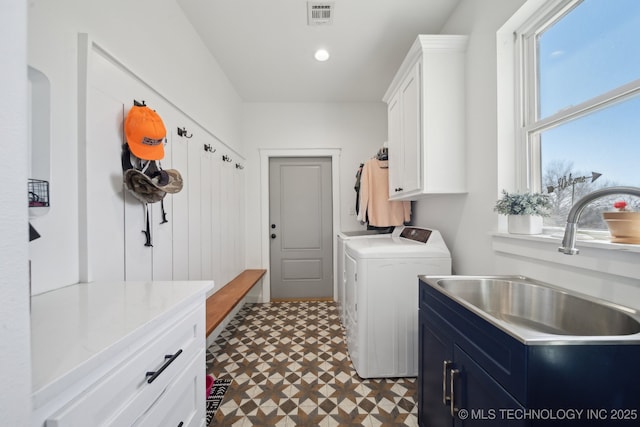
[46, 306, 204, 427]
[133, 351, 205, 427]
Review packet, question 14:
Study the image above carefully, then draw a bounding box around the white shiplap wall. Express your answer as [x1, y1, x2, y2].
[77, 37, 245, 291]
[28, 0, 244, 294]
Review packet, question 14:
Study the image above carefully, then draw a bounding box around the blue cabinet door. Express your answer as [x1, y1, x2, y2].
[418, 315, 527, 427]
[453, 345, 526, 427]
[419, 310, 453, 427]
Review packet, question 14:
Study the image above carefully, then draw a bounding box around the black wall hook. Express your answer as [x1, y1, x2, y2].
[177, 126, 193, 138]
[204, 144, 216, 153]
[235, 163, 244, 170]
[222, 154, 232, 162]
[133, 99, 146, 107]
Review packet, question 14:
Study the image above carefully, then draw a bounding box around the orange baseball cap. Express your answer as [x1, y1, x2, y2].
[125, 105, 166, 160]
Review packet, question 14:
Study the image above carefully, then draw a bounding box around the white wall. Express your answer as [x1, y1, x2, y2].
[242, 102, 387, 268]
[28, 0, 243, 292]
[411, 0, 527, 274]
[0, 0, 32, 424]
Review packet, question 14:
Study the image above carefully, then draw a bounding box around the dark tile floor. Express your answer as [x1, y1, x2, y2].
[205, 301, 418, 426]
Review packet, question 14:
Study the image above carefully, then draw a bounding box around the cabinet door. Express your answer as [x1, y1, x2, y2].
[452, 346, 526, 427]
[399, 61, 421, 195]
[387, 91, 402, 195]
[418, 310, 454, 427]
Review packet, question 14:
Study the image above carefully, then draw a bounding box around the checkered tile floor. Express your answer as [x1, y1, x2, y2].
[205, 301, 418, 426]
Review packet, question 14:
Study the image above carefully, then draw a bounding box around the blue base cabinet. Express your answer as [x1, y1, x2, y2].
[419, 286, 524, 427]
[418, 278, 640, 427]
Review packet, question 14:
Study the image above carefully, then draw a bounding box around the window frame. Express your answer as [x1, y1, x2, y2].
[514, 0, 640, 195]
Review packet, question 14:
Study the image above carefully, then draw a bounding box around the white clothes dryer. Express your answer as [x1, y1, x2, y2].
[344, 226, 451, 378]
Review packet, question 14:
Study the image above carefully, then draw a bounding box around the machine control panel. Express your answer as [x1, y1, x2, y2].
[399, 227, 432, 244]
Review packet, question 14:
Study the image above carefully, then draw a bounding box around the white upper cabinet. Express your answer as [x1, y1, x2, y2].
[383, 35, 468, 200]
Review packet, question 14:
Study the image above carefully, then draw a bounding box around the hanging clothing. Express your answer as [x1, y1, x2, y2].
[357, 158, 411, 227]
[354, 163, 364, 216]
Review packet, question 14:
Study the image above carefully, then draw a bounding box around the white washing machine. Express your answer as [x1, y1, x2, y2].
[336, 229, 393, 326]
[344, 226, 451, 378]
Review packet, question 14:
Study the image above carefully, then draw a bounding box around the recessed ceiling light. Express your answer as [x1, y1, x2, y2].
[314, 49, 330, 62]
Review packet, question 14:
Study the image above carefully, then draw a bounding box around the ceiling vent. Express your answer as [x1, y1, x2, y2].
[307, 2, 334, 26]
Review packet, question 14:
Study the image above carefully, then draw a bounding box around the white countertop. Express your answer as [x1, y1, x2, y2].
[30, 280, 214, 409]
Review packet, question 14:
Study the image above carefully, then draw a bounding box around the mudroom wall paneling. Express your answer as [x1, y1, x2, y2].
[80, 36, 245, 294]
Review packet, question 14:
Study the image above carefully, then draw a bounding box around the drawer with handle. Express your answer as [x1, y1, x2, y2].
[131, 351, 205, 427]
[45, 306, 204, 427]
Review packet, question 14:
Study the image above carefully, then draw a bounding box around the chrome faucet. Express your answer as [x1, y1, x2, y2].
[559, 186, 640, 255]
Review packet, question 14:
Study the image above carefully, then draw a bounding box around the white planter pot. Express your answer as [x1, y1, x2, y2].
[508, 215, 543, 235]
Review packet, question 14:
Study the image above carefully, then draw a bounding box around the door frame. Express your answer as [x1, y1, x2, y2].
[259, 148, 342, 302]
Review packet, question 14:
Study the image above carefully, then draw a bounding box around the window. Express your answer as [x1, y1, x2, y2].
[517, 0, 640, 230]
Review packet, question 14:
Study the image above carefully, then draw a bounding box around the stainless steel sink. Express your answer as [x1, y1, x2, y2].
[420, 275, 640, 344]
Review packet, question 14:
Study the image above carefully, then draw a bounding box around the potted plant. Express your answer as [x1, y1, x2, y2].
[602, 200, 640, 243]
[494, 190, 551, 234]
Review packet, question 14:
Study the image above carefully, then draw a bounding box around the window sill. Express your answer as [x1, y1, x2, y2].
[492, 231, 640, 281]
[494, 230, 640, 254]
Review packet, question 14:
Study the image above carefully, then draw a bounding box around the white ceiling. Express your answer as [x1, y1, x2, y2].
[178, 0, 461, 102]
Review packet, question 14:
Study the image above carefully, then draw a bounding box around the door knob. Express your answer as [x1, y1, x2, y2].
[271, 233, 277, 239]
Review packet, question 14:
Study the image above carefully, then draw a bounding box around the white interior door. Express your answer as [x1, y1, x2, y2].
[269, 157, 333, 299]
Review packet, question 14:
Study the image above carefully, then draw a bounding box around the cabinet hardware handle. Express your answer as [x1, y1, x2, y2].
[450, 368, 460, 417]
[442, 360, 453, 404]
[145, 349, 183, 384]
[271, 233, 277, 239]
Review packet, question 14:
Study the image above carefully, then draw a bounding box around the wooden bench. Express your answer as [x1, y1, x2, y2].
[205, 269, 267, 337]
